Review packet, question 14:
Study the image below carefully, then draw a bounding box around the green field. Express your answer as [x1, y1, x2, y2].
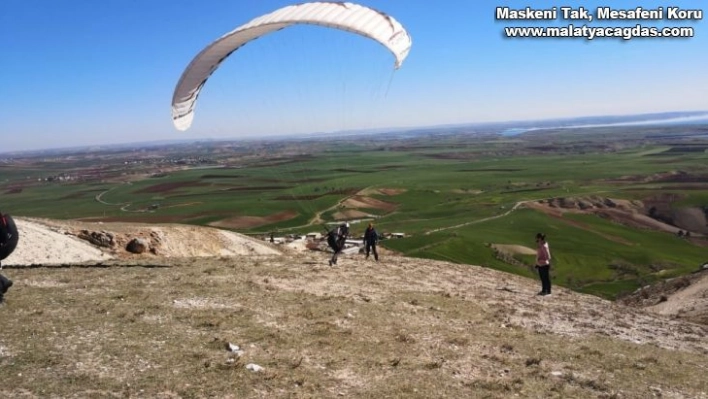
[2, 127, 707, 299]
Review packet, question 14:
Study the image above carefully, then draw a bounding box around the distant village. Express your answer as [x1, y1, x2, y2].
[35, 157, 215, 183]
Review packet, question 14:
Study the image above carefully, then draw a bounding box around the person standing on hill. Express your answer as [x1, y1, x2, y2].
[363, 222, 379, 261]
[535, 233, 552, 296]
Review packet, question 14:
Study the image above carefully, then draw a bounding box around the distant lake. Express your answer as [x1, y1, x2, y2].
[500, 115, 708, 136]
[500, 128, 535, 136]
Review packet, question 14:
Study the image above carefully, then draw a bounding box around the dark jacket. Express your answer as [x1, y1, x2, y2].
[363, 227, 378, 244]
[326, 230, 340, 252]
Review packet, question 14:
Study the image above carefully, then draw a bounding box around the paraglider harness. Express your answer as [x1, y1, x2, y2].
[0, 211, 19, 301]
[0, 212, 18, 260]
[325, 223, 349, 253]
[326, 229, 339, 252]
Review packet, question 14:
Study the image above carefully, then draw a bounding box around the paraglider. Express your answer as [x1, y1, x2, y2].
[171, 1, 412, 131]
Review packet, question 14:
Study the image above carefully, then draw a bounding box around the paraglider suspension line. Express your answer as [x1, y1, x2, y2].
[384, 69, 396, 98]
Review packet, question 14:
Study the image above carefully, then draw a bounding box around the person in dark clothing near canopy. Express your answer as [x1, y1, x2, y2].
[328, 222, 349, 266]
[0, 212, 20, 304]
[363, 222, 379, 261]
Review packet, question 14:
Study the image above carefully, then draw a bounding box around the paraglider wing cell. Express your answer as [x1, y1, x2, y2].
[171, 1, 412, 131]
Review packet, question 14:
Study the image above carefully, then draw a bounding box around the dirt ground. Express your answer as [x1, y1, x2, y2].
[2, 251, 707, 397]
[648, 271, 708, 323]
[208, 210, 299, 230]
[620, 270, 708, 326]
[342, 195, 398, 213]
[2, 217, 708, 397]
[4, 215, 706, 329]
[357, 188, 406, 196]
[2, 217, 280, 266]
[332, 209, 371, 220]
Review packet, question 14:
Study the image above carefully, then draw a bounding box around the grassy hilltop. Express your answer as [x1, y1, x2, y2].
[1, 253, 707, 398]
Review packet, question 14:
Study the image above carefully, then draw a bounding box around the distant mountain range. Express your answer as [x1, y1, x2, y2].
[300, 110, 708, 138]
[3, 111, 707, 156]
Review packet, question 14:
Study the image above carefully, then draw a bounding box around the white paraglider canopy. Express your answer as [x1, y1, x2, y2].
[171, 1, 412, 131]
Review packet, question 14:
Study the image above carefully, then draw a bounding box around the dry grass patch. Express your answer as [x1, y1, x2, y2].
[0, 254, 707, 398]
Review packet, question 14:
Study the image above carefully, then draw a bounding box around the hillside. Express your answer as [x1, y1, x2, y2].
[1, 219, 707, 398]
[619, 269, 708, 326]
[2, 218, 280, 266]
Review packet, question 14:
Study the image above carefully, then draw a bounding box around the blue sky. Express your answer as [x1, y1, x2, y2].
[2, 0, 707, 152]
